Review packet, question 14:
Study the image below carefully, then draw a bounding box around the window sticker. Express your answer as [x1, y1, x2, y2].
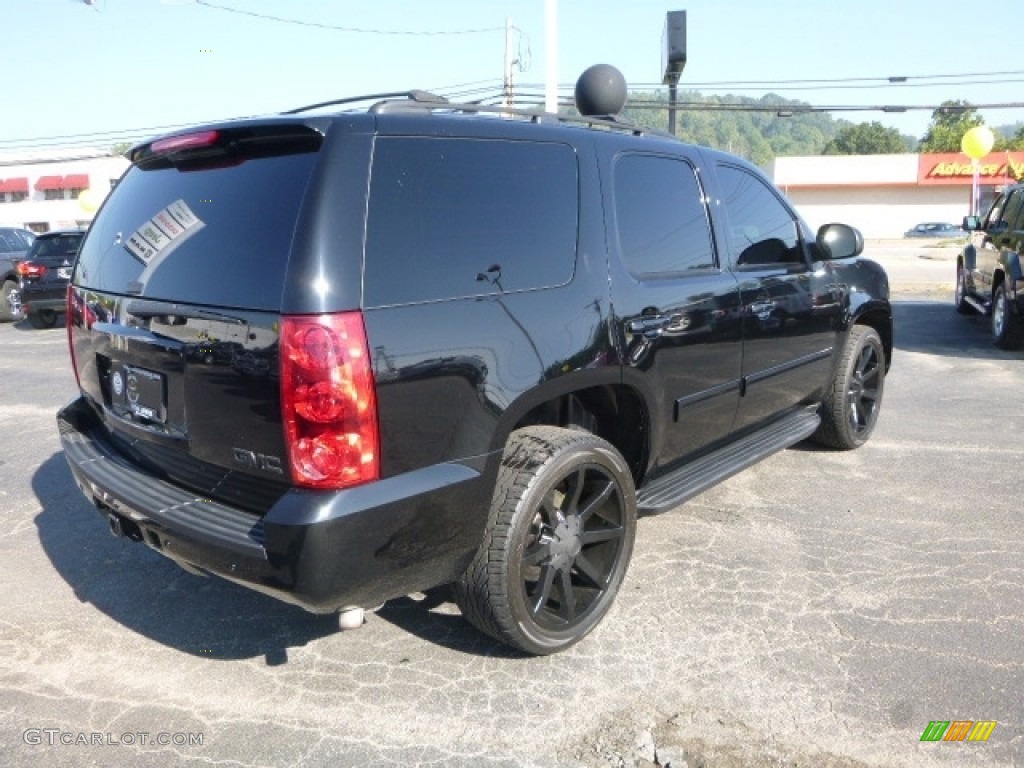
[124, 232, 158, 264]
[167, 199, 200, 229]
[123, 200, 205, 286]
[153, 209, 185, 239]
[138, 219, 172, 252]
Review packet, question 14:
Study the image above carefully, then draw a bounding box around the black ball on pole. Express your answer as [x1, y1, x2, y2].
[574, 64, 627, 117]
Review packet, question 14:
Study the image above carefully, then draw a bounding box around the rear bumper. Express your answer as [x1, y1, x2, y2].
[20, 282, 66, 313]
[57, 396, 495, 612]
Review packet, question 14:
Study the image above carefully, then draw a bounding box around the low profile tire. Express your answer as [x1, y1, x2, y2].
[954, 265, 974, 315]
[27, 309, 58, 329]
[991, 284, 1023, 350]
[454, 426, 637, 655]
[0, 280, 20, 323]
[812, 325, 885, 450]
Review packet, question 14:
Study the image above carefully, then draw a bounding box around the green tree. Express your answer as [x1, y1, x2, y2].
[822, 121, 910, 154]
[918, 100, 983, 153]
[993, 123, 1024, 151]
[110, 142, 132, 157]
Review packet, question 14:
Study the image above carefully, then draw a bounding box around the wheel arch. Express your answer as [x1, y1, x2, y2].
[992, 268, 1007, 297]
[502, 381, 651, 488]
[961, 244, 977, 272]
[851, 306, 893, 372]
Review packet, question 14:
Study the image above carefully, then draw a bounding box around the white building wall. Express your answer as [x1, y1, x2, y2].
[770, 154, 920, 187]
[0, 154, 130, 231]
[781, 185, 970, 238]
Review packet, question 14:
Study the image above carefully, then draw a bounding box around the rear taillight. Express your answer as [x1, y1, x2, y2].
[280, 312, 379, 490]
[17, 261, 46, 279]
[66, 285, 81, 389]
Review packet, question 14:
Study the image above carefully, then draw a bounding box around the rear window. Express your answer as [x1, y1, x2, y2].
[363, 137, 578, 307]
[28, 233, 82, 259]
[74, 147, 318, 310]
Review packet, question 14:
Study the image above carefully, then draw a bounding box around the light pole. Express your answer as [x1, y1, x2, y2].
[962, 125, 995, 216]
[662, 11, 687, 135]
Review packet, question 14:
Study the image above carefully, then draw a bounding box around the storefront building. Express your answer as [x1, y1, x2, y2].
[0, 152, 130, 233]
[770, 152, 1024, 238]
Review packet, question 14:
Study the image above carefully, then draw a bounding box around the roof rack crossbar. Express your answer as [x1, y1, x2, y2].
[283, 90, 448, 115]
[282, 92, 666, 140]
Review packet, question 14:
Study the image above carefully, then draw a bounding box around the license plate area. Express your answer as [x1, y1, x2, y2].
[57, 267, 72, 279]
[112, 363, 167, 423]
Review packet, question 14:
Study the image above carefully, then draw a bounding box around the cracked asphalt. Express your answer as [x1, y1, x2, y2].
[1, 241, 1021, 767]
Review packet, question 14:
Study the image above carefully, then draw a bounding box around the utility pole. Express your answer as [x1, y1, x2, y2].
[504, 17, 515, 108]
[545, 0, 558, 114]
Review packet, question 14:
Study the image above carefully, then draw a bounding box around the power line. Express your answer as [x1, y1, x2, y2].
[625, 78, 1024, 93]
[193, 0, 504, 35]
[4, 84, 1022, 153]
[0, 119, 240, 146]
[619, 99, 1024, 115]
[628, 69, 1024, 88]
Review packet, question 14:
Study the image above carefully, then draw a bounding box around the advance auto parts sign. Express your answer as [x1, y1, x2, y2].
[919, 151, 1024, 186]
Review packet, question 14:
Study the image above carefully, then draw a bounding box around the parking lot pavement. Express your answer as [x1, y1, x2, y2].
[863, 238, 959, 294]
[1, 245, 1021, 767]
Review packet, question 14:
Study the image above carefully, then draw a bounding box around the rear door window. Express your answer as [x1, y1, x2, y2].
[363, 137, 579, 307]
[612, 153, 716, 277]
[74, 142, 319, 310]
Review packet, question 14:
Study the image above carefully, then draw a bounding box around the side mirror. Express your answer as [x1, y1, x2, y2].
[962, 215, 981, 231]
[815, 223, 863, 261]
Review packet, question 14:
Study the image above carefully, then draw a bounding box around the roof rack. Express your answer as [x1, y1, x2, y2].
[281, 66, 670, 140]
[282, 90, 449, 115]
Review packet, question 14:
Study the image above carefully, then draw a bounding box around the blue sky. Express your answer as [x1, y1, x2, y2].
[5, 0, 1023, 152]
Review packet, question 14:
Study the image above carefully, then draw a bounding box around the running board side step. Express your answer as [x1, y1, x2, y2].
[963, 295, 988, 315]
[636, 408, 821, 515]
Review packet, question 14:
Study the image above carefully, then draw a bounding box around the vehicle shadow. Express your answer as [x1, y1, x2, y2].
[32, 452, 511, 661]
[374, 588, 527, 659]
[892, 298, 1024, 360]
[33, 451, 339, 665]
[8, 313, 67, 332]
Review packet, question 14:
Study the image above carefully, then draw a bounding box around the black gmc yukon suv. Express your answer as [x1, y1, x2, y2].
[59, 68, 892, 655]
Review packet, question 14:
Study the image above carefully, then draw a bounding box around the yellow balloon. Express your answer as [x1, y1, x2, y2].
[961, 126, 995, 160]
[78, 188, 102, 213]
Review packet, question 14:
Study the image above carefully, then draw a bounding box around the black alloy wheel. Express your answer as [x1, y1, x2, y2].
[812, 325, 886, 450]
[455, 426, 636, 655]
[954, 266, 974, 315]
[991, 284, 1023, 350]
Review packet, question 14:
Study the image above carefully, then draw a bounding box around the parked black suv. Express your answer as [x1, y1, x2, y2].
[17, 229, 85, 328]
[957, 182, 1024, 348]
[58, 68, 892, 654]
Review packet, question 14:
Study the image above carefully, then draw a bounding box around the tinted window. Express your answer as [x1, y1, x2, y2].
[984, 194, 1006, 229]
[999, 190, 1024, 229]
[0, 232, 14, 253]
[29, 233, 82, 259]
[613, 154, 716, 277]
[74, 152, 318, 310]
[364, 137, 578, 306]
[717, 164, 802, 267]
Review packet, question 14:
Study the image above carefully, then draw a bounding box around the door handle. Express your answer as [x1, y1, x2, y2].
[628, 315, 668, 338]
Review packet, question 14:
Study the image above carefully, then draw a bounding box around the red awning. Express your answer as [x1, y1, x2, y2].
[63, 174, 90, 189]
[0, 178, 29, 193]
[34, 175, 63, 191]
